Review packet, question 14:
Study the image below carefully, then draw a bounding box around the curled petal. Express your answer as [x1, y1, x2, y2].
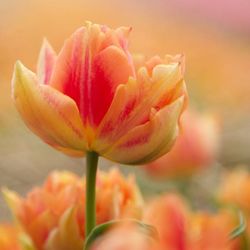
[100, 97, 184, 164]
[95, 62, 184, 151]
[12, 61, 87, 155]
[95, 77, 142, 144]
[164, 54, 185, 74]
[37, 39, 57, 84]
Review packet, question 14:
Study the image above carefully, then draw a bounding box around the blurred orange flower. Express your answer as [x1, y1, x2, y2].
[144, 194, 189, 249]
[143, 194, 239, 250]
[218, 168, 250, 239]
[218, 168, 250, 212]
[0, 224, 22, 250]
[89, 221, 156, 250]
[188, 210, 239, 250]
[144, 110, 219, 178]
[3, 169, 143, 250]
[12, 21, 186, 164]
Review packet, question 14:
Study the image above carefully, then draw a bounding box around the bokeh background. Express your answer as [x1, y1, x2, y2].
[0, 0, 250, 220]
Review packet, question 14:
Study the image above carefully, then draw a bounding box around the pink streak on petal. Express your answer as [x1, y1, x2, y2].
[50, 25, 134, 127]
[90, 46, 134, 125]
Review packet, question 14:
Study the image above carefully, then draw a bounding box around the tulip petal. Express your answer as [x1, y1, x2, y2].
[45, 207, 83, 250]
[37, 39, 57, 84]
[90, 45, 134, 126]
[49, 26, 134, 127]
[95, 62, 184, 151]
[12, 61, 87, 155]
[2, 188, 21, 216]
[100, 96, 184, 164]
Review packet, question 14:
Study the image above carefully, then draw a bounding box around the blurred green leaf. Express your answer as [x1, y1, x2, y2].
[229, 211, 246, 240]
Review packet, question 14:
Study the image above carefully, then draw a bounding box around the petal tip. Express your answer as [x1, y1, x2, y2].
[12, 60, 24, 97]
[13, 60, 30, 79]
[14, 60, 23, 72]
[12, 61, 34, 98]
[40, 37, 54, 52]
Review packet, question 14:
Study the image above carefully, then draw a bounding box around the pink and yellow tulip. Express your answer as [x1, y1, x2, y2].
[144, 110, 219, 178]
[3, 169, 143, 250]
[12, 22, 186, 164]
[0, 224, 22, 250]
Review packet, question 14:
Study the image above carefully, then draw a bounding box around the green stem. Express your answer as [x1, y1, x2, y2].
[85, 151, 99, 237]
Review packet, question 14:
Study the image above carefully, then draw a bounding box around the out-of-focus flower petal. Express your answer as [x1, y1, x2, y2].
[222, 177, 250, 244]
[12, 61, 87, 155]
[45, 207, 83, 250]
[188, 210, 239, 250]
[144, 110, 219, 178]
[89, 221, 156, 250]
[2, 188, 21, 216]
[218, 168, 250, 212]
[144, 194, 189, 250]
[0, 224, 23, 250]
[95, 169, 144, 222]
[144, 194, 239, 250]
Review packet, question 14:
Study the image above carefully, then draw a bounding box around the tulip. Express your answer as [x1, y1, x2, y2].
[12, 21, 186, 238]
[143, 194, 189, 249]
[3, 169, 143, 250]
[143, 194, 239, 250]
[188, 210, 240, 250]
[144, 109, 219, 178]
[218, 168, 250, 212]
[12, 22, 186, 164]
[0, 224, 22, 250]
